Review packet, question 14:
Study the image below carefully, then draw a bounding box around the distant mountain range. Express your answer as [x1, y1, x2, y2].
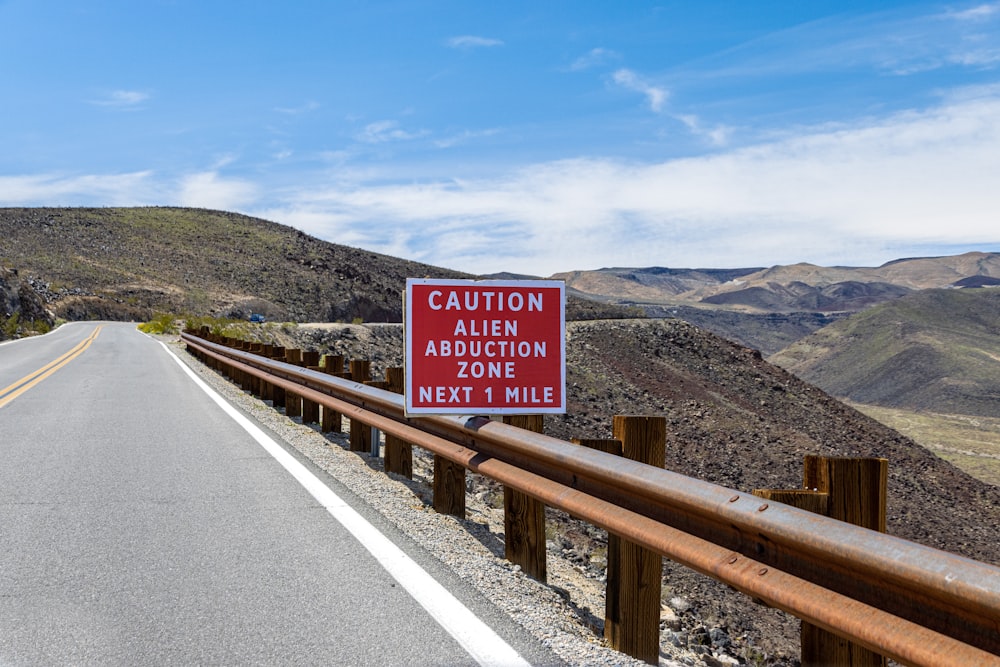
[555, 253, 1000, 312]
[555, 253, 1000, 354]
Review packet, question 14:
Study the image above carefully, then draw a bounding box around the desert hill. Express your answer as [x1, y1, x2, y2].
[770, 287, 1000, 417]
[0, 207, 636, 329]
[557, 253, 1000, 312]
[0, 266, 51, 337]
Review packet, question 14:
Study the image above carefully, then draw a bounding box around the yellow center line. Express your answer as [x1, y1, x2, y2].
[0, 326, 102, 409]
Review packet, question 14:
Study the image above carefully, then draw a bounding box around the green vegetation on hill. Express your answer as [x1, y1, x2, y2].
[770, 287, 1000, 417]
[850, 402, 1000, 486]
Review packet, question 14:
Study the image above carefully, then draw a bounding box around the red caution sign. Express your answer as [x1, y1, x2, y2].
[405, 278, 566, 415]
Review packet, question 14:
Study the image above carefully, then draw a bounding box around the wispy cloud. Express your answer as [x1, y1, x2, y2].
[434, 128, 501, 149]
[446, 35, 503, 49]
[275, 100, 320, 115]
[570, 47, 620, 71]
[675, 114, 733, 147]
[693, 3, 1000, 79]
[0, 172, 157, 205]
[947, 2, 1000, 22]
[88, 90, 150, 109]
[356, 120, 428, 143]
[0, 169, 256, 213]
[176, 171, 257, 210]
[612, 68, 668, 112]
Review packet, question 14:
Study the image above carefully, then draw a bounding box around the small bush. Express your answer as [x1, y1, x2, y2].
[2, 313, 19, 339]
[138, 312, 179, 335]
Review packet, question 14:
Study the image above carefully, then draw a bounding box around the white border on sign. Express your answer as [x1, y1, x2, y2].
[404, 278, 566, 416]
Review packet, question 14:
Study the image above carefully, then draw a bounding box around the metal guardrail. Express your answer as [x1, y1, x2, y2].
[181, 331, 1000, 667]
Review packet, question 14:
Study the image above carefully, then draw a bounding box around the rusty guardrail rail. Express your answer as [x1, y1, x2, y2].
[181, 331, 1000, 666]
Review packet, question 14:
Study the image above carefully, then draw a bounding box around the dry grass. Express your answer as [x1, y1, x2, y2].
[850, 402, 1000, 486]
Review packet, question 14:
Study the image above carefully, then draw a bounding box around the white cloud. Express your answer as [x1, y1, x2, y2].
[612, 68, 668, 112]
[570, 47, 620, 71]
[675, 114, 734, 147]
[0, 171, 157, 205]
[356, 120, 428, 143]
[89, 90, 150, 109]
[947, 2, 1000, 22]
[434, 128, 501, 148]
[275, 101, 320, 115]
[446, 35, 503, 49]
[176, 171, 257, 210]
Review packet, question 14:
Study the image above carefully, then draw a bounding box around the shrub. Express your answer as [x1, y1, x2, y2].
[2, 313, 19, 339]
[138, 312, 179, 335]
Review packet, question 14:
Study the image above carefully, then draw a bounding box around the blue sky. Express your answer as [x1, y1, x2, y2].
[2, 1, 1000, 275]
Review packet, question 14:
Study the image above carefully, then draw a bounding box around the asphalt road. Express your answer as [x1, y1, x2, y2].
[0, 322, 552, 666]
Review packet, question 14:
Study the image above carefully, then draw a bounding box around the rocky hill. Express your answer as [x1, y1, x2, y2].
[0, 207, 637, 325]
[0, 266, 53, 339]
[555, 253, 1000, 353]
[259, 316, 1000, 662]
[770, 287, 1000, 417]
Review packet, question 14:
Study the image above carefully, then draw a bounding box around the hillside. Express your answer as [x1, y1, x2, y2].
[642, 303, 848, 356]
[0, 267, 52, 338]
[255, 317, 1000, 661]
[0, 207, 636, 325]
[770, 287, 1000, 417]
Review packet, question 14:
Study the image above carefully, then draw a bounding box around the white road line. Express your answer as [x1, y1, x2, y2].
[159, 340, 531, 667]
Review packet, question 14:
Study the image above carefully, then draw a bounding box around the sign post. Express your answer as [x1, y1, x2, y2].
[405, 278, 566, 416]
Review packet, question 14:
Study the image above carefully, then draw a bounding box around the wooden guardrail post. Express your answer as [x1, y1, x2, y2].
[755, 456, 888, 667]
[283, 349, 302, 418]
[606, 415, 665, 665]
[259, 344, 275, 402]
[237, 341, 253, 391]
[348, 359, 370, 382]
[247, 343, 263, 397]
[502, 415, 547, 582]
[433, 451, 466, 518]
[320, 355, 345, 434]
[383, 367, 412, 478]
[270, 346, 286, 409]
[301, 351, 321, 425]
[363, 380, 389, 456]
[347, 360, 372, 452]
[430, 361, 466, 519]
